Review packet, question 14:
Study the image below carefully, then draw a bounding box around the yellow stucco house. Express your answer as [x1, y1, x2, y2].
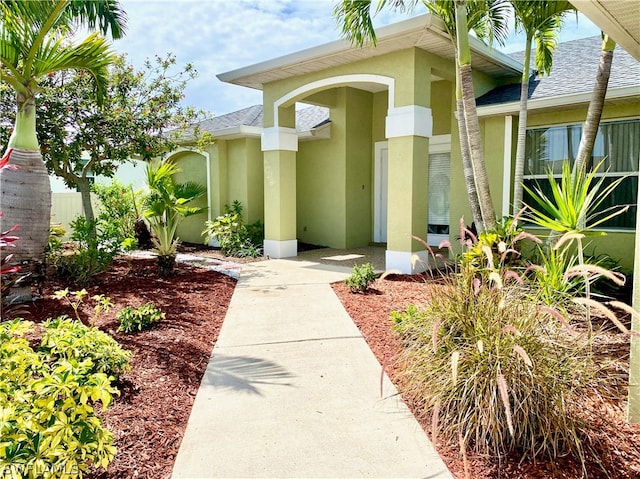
[168, 13, 640, 273]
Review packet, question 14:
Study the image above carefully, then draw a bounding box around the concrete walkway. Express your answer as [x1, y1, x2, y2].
[172, 258, 452, 479]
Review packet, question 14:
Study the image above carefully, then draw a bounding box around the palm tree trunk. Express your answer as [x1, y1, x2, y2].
[512, 36, 533, 216]
[574, 35, 615, 173]
[7, 93, 39, 150]
[457, 95, 483, 229]
[455, 0, 496, 232]
[0, 148, 52, 263]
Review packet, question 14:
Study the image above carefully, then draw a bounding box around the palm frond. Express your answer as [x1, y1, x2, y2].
[34, 32, 114, 103]
[533, 18, 560, 75]
[64, 0, 127, 39]
[334, 0, 378, 46]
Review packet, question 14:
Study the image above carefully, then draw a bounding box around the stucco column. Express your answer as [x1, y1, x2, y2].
[385, 105, 432, 274]
[261, 126, 298, 258]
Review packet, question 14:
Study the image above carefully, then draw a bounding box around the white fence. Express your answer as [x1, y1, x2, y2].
[50, 193, 96, 238]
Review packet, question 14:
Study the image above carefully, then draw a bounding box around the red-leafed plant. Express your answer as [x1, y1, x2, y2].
[1, 149, 28, 320]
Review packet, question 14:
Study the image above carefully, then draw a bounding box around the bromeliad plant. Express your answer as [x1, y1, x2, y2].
[144, 159, 206, 276]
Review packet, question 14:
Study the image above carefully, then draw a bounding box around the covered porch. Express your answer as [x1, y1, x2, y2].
[217, 14, 520, 274]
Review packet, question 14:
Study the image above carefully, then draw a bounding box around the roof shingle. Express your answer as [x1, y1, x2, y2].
[477, 36, 640, 107]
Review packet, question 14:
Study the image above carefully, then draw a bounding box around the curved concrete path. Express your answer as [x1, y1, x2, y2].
[172, 258, 452, 479]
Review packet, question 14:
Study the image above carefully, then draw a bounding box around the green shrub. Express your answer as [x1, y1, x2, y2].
[92, 180, 138, 244]
[48, 223, 66, 252]
[117, 303, 165, 333]
[344, 263, 376, 293]
[392, 267, 596, 462]
[39, 316, 131, 378]
[0, 319, 120, 478]
[50, 216, 122, 285]
[202, 201, 263, 258]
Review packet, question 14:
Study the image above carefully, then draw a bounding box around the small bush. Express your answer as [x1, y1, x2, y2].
[0, 319, 121, 478]
[48, 223, 67, 252]
[117, 303, 165, 333]
[92, 180, 138, 245]
[202, 201, 263, 258]
[344, 263, 376, 293]
[39, 316, 131, 378]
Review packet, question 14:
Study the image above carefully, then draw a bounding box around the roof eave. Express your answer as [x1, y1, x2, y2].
[476, 85, 640, 117]
[572, 0, 640, 61]
[217, 13, 522, 90]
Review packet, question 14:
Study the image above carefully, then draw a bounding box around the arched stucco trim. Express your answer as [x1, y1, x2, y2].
[166, 147, 212, 222]
[273, 74, 396, 126]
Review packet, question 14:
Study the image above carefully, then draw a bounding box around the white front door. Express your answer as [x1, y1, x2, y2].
[374, 141, 388, 243]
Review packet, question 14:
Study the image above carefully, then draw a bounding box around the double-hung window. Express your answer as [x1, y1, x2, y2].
[523, 118, 640, 229]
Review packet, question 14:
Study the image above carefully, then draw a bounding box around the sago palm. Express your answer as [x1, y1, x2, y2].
[0, 0, 126, 263]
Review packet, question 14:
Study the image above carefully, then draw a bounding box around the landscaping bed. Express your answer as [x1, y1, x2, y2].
[332, 275, 640, 479]
[25, 256, 235, 479]
[15, 250, 640, 479]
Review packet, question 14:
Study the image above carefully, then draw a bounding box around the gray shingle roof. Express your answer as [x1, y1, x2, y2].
[197, 105, 329, 133]
[477, 36, 640, 107]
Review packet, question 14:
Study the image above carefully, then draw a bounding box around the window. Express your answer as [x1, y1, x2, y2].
[523, 119, 640, 229]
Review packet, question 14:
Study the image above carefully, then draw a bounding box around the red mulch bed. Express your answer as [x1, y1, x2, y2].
[332, 275, 640, 479]
[15, 253, 640, 479]
[25, 256, 236, 479]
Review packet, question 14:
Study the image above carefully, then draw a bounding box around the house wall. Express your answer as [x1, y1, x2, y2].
[477, 101, 640, 270]
[345, 88, 374, 247]
[226, 138, 264, 224]
[297, 84, 398, 248]
[262, 48, 459, 127]
[172, 151, 208, 244]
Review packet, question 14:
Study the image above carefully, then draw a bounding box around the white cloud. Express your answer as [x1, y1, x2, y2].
[113, 1, 600, 116]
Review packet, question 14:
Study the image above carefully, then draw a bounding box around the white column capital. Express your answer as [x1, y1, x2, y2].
[385, 105, 432, 139]
[261, 127, 298, 152]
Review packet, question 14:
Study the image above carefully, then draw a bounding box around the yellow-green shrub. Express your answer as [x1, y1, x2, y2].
[0, 319, 126, 478]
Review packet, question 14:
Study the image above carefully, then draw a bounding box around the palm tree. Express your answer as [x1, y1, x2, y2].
[0, 0, 126, 264]
[510, 0, 573, 215]
[573, 33, 616, 173]
[424, 0, 509, 230]
[335, 0, 510, 231]
[144, 159, 207, 276]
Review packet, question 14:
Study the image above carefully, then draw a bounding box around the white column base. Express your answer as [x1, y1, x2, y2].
[264, 239, 298, 259]
[385, 250, 429, 275]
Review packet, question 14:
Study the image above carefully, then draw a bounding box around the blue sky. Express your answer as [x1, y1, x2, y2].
[111, 1, 601, 117]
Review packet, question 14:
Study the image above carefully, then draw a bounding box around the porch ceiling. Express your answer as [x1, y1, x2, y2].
[217, 14, 522, 90]
[572, 0, 640, 61]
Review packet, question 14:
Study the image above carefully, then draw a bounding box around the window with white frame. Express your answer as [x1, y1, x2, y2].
[523, 118, 640, 229]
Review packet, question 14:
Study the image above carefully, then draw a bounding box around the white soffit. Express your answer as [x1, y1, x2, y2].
[217, 14, 522, 90]
[572, 0, 640, 61]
